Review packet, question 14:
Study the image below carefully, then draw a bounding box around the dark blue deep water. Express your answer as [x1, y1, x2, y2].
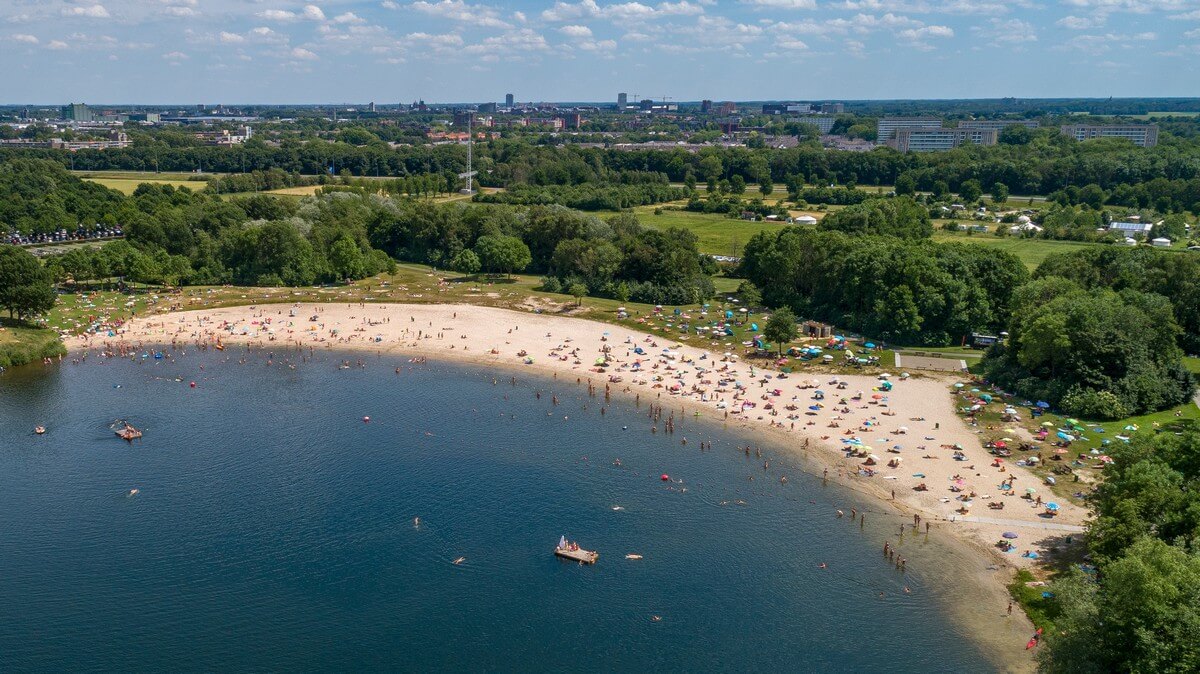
[0, 350, 996, 672]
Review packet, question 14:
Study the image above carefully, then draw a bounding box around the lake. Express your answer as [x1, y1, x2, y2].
[0, 348, 1002, 672]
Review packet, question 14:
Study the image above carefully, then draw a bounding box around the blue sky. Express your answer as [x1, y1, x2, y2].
[2, 0, 1199, 103]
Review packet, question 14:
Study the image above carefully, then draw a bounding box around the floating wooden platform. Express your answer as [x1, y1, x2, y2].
[555, 546, 599, 564]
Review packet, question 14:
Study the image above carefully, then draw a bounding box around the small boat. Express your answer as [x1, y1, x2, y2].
[113, 420, 143, 442]
[555, 536, 598, 564]
[34, 426, 46, 435]
[624, 554, 643, 560]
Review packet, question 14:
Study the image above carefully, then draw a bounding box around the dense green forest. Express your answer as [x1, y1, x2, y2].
[737, 227, 1028, 345]
[1039, 430, 1200, 673]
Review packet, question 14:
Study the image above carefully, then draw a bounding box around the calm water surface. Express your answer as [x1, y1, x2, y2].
[0, 349, 997, 672]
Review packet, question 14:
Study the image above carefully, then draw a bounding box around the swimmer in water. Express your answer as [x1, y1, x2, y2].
[818, 563, 827, 569]
[127, 488, 139, 497]
[413, 517, 420, 528]
[452, 557, 466, 565]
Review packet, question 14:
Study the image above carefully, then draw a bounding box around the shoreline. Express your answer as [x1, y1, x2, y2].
[67, 302, 1079, 671]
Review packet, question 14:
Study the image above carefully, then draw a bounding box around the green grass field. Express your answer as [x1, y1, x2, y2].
[632, 206, 791, 257]
[75, 171, 212, 195]
[84, 177, 209, 195]
[931, 231, 1101, 270]
[0, 319, 67, 368]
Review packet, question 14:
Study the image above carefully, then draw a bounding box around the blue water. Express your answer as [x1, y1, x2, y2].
[0, 350, 996, 672]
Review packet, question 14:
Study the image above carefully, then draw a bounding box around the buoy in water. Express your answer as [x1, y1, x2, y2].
[661, 474, 669, 481]
[190, 381, 196, 388]
[363, 416, 370, 423]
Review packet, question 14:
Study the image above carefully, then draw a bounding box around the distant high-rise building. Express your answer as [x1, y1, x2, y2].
[795, 116, 836, 134]
[959, 119, 1039, 132]
[876, 116, 942, 142]
[639, 99, 653, 111]
[368, 101, 376, 112]
[61, 103, 93, 122]
[453, 110, 475, 127]
[478, 102, 497, 113]
[505, 93, 514, 108]
[700, 100, 712, 113]
[715, 101, 737, 115]
[763, 103, 812, 115]
[891, 127, 997, 152]
[820, 103, 844, 114]
[1060, 124, 1158, 147]
[617, 92, 628, 108]
[561, 112, 582, 129]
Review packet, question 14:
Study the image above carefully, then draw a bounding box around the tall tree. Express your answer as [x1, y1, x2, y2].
[0, 244, 56, 321]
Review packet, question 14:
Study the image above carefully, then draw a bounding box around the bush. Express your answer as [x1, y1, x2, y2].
[1061, 388, 1131, 421]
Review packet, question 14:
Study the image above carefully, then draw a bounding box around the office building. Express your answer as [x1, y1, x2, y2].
[453, 110, 475, 127]
[820, 103, 844, 114]
[891, 127, 998, 152]
[763, 103, 811, 115]
[560, 112, 582, 129]
[700, 100, 712, 113]
[478, 102, 497, 113]
[527, 117, 564, 130]
[959, 119, 1039, 131]
[128, 113, 161, 123]
[795, 116, 836, 134]
[876, 116, 941, 142]
[61, 103, 94, 122]
[505, 93, 514, 108]
[617, 92, 627, 108]
[367, 101, 376, 112]
[715, 101, 737, 115]
[1060, 124, 1158, 147]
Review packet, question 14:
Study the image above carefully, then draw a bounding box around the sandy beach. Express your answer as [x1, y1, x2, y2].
[67, 301, 1083, 667]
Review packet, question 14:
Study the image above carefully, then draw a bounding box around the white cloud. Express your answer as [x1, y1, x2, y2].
[63, 5, 111, 19]
[218, 31, 245, 43]
[291, 46, 319, 60]
[541, 0, 702, 22]
[163, 7, 198, 17]
[977, 18, 1037, 44]
[333, 12, 365, 24]
[739, 0, 817, 8]
[655, 1, 706, 15]
[776, 36, 809, 49]
[162, 50, 188, 60]
[411, 1, 512, 28]
[258, 9, 298, 21]
[11, 33, 39, 44]
[1186, 27, 1200, 38]
[1056, 16, 1100, 30]
[899, 25, 953, 40]
[257, 5, 325, 22]
[513, 10, 527, 21]
[560, 24, 593, 37]
[47, 40, 69, 50]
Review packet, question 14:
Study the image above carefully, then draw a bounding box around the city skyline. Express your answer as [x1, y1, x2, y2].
[2, 0, 1199, 103]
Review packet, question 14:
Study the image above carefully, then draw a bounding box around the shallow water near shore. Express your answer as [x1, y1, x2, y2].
[0, 349, 1019, 672]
